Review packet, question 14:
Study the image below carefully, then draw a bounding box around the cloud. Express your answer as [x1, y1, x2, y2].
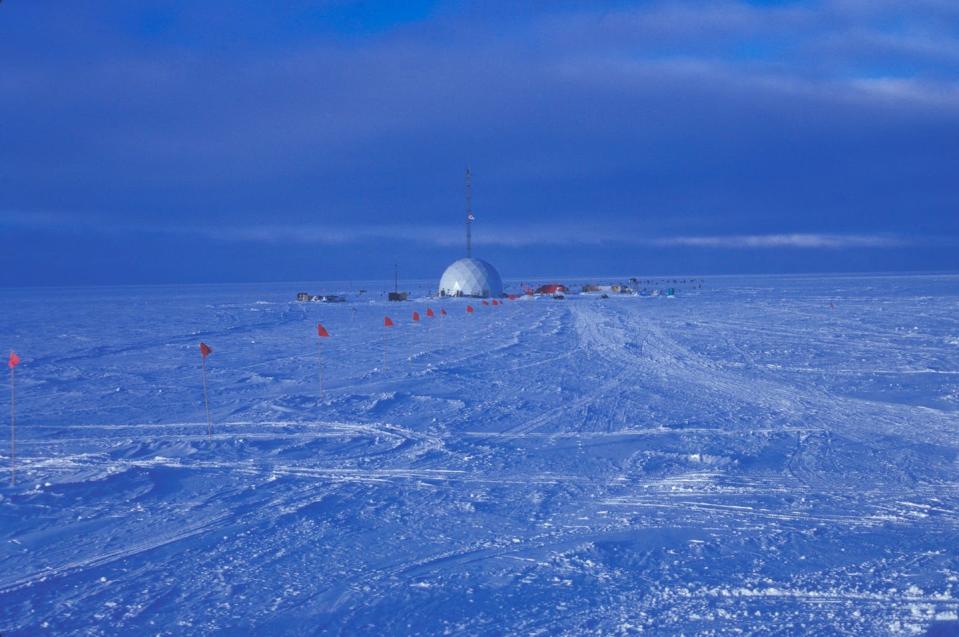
[191, 222, 610, 247]
[0, 211, 924, 251]
[196, 224, 916, 251]
[653, 233, 909, 249]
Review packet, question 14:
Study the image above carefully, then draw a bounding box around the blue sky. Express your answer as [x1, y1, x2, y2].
[1, 0, 957, 285]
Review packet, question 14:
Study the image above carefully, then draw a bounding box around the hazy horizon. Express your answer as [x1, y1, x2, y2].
[1, 268, 956, 292]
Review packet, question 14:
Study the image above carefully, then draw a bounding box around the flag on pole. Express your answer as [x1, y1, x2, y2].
[412, 311, 420, 322]
[382, 317, 394, 369]
[316, 324, 329, 400]
[482, 300, 489, 306]
[466, 305, 474, 314]
[440, 308, 447, 317]
[426, 307, 434, 318]
[492, 299, 499, 306]
[8, 351, 19, 485]
[198, 343, 213, 438]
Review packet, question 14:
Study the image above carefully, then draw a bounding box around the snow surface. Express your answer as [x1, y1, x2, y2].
[1, 274, 958, 636]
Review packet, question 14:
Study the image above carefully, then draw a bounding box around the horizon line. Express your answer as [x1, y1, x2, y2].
[2, 268, 958, 292]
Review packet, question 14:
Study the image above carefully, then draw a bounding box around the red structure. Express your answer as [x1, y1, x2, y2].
[535, 283, 568, 295]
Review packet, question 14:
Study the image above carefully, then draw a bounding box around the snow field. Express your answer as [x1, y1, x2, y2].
[1, 275, 958, 635]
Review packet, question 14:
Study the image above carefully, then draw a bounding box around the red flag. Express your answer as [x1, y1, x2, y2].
[426, 307, 435, 318]
[412, 311, 420, 322]
[492, 299, 499, 306]
[8, 351, 20, 368]
[440, 308, 447, 316]
[199, 342, 212, 358]
[466, 305, 474, 314]
[317, 323, 330, 337]
[482, 300, 489, 306]
[384, 316, 394, 327]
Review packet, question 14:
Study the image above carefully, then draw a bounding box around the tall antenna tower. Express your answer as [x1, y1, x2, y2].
[465, 167, 474, 258]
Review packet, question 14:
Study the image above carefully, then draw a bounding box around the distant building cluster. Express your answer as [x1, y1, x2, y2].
[296, 292, 347, 303]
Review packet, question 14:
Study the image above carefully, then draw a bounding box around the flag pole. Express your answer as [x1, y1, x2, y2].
[317, 338, 324, 401]
[383, 317, 394, 370]
[439, 309, 446, 351]
[9, 364, 15, 486]
[316, 324, 330, 401]
[201, 355, 212, 439]
[409, 311, 419, 375]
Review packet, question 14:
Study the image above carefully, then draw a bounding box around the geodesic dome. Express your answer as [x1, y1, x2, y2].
[438, 258, 503, 298]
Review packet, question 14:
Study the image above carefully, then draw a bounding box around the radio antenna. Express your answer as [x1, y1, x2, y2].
[465, 167, 473, 258]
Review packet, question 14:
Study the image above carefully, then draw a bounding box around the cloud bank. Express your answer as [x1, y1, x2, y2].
[1, 1, 957, 283]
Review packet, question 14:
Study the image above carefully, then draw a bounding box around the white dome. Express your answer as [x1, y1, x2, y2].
[438, 258, 503, 298]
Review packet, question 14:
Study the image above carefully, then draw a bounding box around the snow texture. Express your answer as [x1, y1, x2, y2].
[1, 274, 958, 636]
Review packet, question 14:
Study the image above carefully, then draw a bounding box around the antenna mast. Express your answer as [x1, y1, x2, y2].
[465, 167, 473, 258]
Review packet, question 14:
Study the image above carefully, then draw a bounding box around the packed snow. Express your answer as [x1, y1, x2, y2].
[1, 274, 958, 636]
